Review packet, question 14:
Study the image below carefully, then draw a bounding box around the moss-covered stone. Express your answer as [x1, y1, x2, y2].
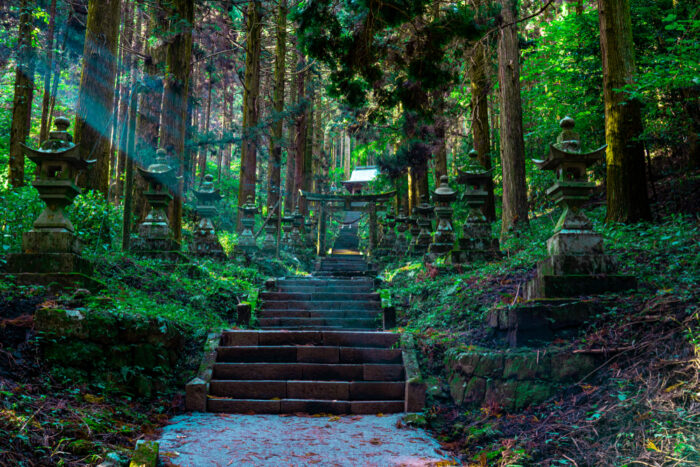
[449, 373, 468, 405]
[43, 340, 103, 368]
[551, 352, 596, 382]
[130, 440, 159, 467]
[107, 344, 134, 368]
[502, 351, 550, 380]
[35, 307, 89, 339]
[514, 381, 554, 411]
[463, 377, 487, 406]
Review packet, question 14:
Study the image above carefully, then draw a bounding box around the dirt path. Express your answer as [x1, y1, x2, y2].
[158, 413, 454, 466]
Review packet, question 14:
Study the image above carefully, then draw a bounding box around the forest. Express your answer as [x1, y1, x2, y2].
[0, 0, 698, 465]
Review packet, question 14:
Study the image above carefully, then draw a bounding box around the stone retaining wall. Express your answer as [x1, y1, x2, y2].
[446, 345, 596, 412]
[36, 307, 198, 396]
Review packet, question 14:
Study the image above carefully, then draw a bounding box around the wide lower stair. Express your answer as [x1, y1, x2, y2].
[207, 329, 406, 414]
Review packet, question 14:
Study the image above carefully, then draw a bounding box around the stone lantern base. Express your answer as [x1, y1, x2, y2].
[4, 232, 103, 291]
[525, 230, 636, 299]
[189, 235, 227, 260]
[451, 235, 501, 264]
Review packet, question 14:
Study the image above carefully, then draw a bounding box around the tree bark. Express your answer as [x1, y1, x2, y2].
[74, 0, 122, 195]
[114, 0, 139, 204]
[8, 0, 36, 188]
[284, 45, 299, 213]
[497, 0, 529, 233]
[39, 0, 57, 144]
[293, 54, 308, 211]
[159, 0, 194, 242]
[598, 0, 651, 222]
[469, 32, 496, 221]
[268, 0, 287, 218]
[237, 0, 263, 228]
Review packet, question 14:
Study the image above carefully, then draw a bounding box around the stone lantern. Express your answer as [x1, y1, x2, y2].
[408, 208, 420, 249]
[133, 148, 180, 254]
[428, 175, 457, 259]
[453, 150, 500, 263]
[237, 195, 258, 252]
[280, 211, 294, 250]
[382, 208, 397, 249]
[305, 218, 315, 248]
[412, 196, 434, 254]
[261, 213, 278, 253]
[525, 116, 635, 298]
[394, 210, 409, 254]
[190, 174, 226, 259]
[7, 117, 96, 285]
[291, 204, 305, 249]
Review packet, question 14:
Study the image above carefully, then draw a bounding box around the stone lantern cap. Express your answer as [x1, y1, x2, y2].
[433, 175, 457, 204]
[193, 174, 223, 204]
[240, 195, 258, 214]
[533, 117, 606, 182]
[415, 196, 434, 216]
[21, 118, 93, 181]
[138, 148, 177, 188]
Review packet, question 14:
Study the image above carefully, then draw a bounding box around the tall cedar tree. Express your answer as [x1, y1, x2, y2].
[159, 0, 194, 242]
[598, 0, 651, 222]
[469, 0, 496, 221]
[8, 0, 35, 188]
[38, 0, 57, 143]
[238, 0, 263, 227]
[292, 54, 308, 211]
[267, 0, 288, 220]
[74, 0, 121, 195]
[497, 0, 529, 233]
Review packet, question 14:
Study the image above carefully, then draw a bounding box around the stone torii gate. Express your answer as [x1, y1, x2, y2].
[300, 190, 396, 256]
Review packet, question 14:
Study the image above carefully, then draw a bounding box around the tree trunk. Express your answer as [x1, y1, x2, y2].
[200, 67, 213, 179]
[237, 0, 263, 228]
[114, 0, 139, 204]
[8, 0, 36, 188]
[497, 0, 529, 233]
[598, 0, 651, 222]
[469, 33, 496, 221]
[135, 1, 166, 221]
[75, 0, 122, 195]
[159, 0, 194, 242]
[39, 0, 57, 144]
[284, 46, 299, 214]
[293, 54, 308, 211]
[302, 79, 315, 214]
[268, 0, 287, 218]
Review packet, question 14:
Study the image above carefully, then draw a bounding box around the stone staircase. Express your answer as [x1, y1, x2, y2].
[189, 215, 424, 415]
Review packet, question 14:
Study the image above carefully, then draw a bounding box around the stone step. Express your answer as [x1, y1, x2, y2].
[221, 330, 399, 348]
[213, 362, 405, 381]
[206, 398, 404, 415]
[278, 277, 373, 285]
[259, 310, 381, 319]
[258, 317, 379, 329]
[259, 292, 380, 301]
[261, 300, 381, 311]
[209, 380, 404, 401]
[314, 271, 377, 277]
[216, 346, 402, 364]
[276, 285, 374, 294]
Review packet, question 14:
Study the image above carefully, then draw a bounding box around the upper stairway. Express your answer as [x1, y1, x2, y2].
[258, 276, 381, 330]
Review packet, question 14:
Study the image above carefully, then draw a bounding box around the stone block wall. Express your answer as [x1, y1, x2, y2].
[35, 307, 199, 397]
[446, 346, 596, 412]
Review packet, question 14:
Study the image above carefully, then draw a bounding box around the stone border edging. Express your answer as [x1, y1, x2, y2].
[185, 330, 222, 412]
[401, 333, 426, 412]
